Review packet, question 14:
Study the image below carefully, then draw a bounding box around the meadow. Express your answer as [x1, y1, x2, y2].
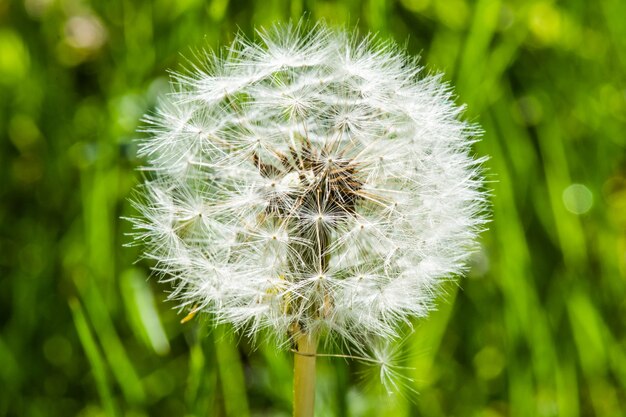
[1, 0, 625, 416]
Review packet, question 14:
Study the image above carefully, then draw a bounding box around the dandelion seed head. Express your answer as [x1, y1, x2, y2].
[129, 20, 487, 377]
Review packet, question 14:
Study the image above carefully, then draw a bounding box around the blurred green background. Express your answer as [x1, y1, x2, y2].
[2, 0, 626, 416]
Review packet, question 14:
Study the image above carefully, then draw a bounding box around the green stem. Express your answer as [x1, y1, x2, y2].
[293, 333, 318, 417]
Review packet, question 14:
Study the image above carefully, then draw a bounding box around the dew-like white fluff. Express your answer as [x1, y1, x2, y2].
[130, 22, 487, 359]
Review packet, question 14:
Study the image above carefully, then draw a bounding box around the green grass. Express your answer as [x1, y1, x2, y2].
[1, 0, 625, 416]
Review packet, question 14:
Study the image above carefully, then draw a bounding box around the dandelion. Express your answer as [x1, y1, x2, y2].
[129, 21, 487, 417]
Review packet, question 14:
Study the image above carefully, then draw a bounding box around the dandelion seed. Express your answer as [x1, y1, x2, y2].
[128, 20, 488, 414]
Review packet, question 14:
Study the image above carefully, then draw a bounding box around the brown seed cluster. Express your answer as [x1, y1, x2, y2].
[253, 142, 363, 275]
[254, 142, 363, 221]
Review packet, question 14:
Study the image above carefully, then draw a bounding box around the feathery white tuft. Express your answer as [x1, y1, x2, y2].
[129, 21, 487, 379]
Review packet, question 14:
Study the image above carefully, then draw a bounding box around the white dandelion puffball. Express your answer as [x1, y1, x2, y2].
[131, 22, 487, 353]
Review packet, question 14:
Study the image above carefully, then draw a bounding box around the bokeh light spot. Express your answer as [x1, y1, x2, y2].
[43, 335, 73, 366]
[65, 15, 107, 51]
[0, 29, 30, 82]
[473, 346, 504, 380]
[562, 183, 593, 215]
[528, 3, 562, 45]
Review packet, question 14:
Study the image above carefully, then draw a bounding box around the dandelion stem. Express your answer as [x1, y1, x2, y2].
[293, 332, 318, 417]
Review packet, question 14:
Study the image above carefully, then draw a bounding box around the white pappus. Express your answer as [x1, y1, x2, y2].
[129, 21, 488, 389]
